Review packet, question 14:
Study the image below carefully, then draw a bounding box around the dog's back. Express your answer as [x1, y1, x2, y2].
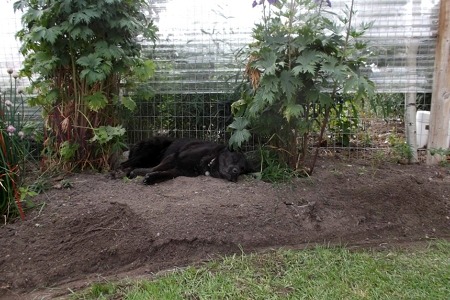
[120, 136, 174, 169]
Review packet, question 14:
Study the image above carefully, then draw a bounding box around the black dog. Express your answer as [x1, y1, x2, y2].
[120, 137, 250, 185]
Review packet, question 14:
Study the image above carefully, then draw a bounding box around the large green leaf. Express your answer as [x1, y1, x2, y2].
[30, 26, 46, 41]
[134, 60, 156, 81]
[259, 74, 279, 105]
[90, 125, 126, 145]
[77, 54, 102, 68]
[343, 74, 359, 93]
[43, 27, 62, 44]
[319, 55, 346, 80]
[229, 125, 251, 149]
[249, 92, 267, 116]
[356, 76, 376, 100]
[31, 52, 59, 75]
[283, 103, 304, 122]
[80, 69, 106, 84]
[84, 92, 108, 112]
[70, 25, 94, 40]
[95, 41, 124, 60]
[255, 86, 276, 108]
[121, 96, 137, 111]
[59, 0, 73, 14]
[59, 141, 79, 161]
[318, 93, 333, 107]
[279, 70, 298, 101]
[68, 9, 101, 25]
[228, 117, 250, 131]
[45, 89, 59, 105]
[255, 48, 278, 75]
[99, 61, 113, 75]
[293, 50, 320, 75]
[21, 8, 43, 23]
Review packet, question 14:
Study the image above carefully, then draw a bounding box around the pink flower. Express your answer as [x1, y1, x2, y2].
[6, 125, 16, 133]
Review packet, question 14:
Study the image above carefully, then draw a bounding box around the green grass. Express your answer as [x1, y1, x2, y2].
[72, 241, 450, 300]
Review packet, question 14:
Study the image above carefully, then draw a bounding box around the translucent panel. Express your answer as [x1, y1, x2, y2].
[349, 0, 440, 93]
[0, 5, 26, 89]
[1, 1, 440, 95]
[146, 0, 439, 94]
[0, 0, 442, 149]
[144, 0, 260, 94]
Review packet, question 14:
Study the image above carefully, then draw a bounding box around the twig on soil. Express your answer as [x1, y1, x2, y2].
[37, 202, 46, 217]
[84, 223, 127, 235]
[88, 227, 126, 233]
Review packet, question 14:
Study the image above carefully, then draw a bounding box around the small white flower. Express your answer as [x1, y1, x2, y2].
[6, 125, 16, 133]
[18, 131, 25, 139]
[4, 100, 13, 107]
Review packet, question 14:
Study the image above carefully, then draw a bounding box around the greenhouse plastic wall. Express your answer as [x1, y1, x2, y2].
[0, 2, 23, 86]
[0, 1, 37, 120]
[126, 0, 261, 143]
[0, 0, 441, 153]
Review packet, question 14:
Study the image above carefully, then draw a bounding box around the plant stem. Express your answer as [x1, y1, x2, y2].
[308, 0, 355, 175]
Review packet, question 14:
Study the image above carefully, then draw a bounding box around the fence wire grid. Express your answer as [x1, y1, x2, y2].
[0, 0, 445, 159]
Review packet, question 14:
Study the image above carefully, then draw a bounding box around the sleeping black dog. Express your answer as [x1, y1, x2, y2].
[120, 137, 250, 185]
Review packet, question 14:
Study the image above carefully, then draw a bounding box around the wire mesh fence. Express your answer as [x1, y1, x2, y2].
[125, 92, 235, 143]
[0, 0, 444, 159]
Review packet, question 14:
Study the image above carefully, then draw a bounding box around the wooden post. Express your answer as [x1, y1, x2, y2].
[427, 0, 450, 165]
[405, 41, 419, 163]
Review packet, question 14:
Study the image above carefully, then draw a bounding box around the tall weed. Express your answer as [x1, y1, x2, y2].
[0, 69, 40, 221]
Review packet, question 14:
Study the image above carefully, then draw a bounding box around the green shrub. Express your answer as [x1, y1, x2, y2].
[14, 0, 157, 171]
[229, 0, 374, 175]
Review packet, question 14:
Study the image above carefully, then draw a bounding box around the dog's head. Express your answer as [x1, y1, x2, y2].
[217, 150, 249, 182]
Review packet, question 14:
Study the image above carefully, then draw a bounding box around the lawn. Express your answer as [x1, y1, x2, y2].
[73, 241, 450, 300]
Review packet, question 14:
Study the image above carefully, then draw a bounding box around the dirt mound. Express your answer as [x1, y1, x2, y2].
[1, 157, 449, 298]
[0, 202, 153, 290]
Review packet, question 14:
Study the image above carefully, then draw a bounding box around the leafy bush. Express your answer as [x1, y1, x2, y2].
[13, 0, 157, 171]
[367, 93, 404, 121]
[257, 148, 304, 182]
[428, 147, 450, 167]
[229, 0, 374, 174]
[388, 134, 413, 163]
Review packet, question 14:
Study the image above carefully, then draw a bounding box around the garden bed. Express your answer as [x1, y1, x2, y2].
[0, 156, 449, 299]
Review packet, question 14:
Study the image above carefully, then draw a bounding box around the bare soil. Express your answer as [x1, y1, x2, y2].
[1, 156, 450, 299]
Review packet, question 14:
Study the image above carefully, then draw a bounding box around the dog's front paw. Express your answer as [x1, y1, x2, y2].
[127, 170, 137, 179]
